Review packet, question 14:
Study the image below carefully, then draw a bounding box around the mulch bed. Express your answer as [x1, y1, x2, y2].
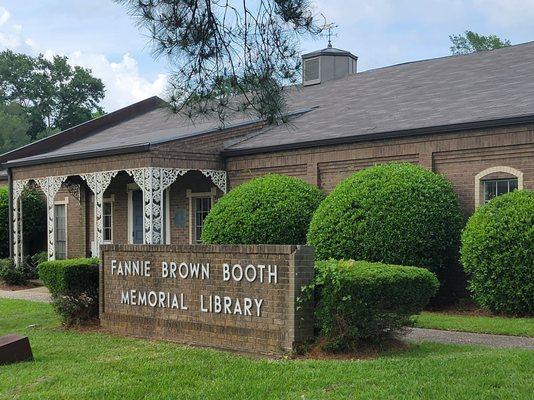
[291, 337, 411, 361]
[0, 282, 40, 291]
[427, 299, 495, 317]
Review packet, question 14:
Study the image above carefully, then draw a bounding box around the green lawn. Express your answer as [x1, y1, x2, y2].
[1, 299, 533, 399]
[414, 311, 534, 337]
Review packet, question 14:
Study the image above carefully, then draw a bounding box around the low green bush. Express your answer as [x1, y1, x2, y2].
[461, 190, 534, 315]
[0, 258, 27, 286]
[202, 174, 325, 245]
[308, 259, 439, 351]
[38, 258, 100, 324]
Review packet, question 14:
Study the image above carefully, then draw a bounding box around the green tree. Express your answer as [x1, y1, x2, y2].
[449, 30, 511, 55]
[0, 103, 30, 154]
[117, 0, 321, 124]
[0, 50, 105, 140]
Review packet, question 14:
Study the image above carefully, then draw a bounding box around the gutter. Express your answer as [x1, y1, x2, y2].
[221, 113, 534, 157]
[4, 143, 151, 168]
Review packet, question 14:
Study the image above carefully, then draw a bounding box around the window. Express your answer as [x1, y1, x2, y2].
[475, 166, 523, 208]
[103, 200, 113, 243]
[483, 178, 518, 204]
[193, 197, 212, 243]
[54, 204, 67, 259]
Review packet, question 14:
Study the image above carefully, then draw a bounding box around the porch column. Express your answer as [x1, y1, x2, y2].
[81, 171, 118, 258]
[35, 176, 68, 260]
[126, 167, 186, 244]
[12, 180, 29, 265]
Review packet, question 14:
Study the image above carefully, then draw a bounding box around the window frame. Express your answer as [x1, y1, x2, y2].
[102, 196, 114, 244]
[474, 166, 523, 208]
[54, 197, 68, 260]
[187, 188, 216, 244]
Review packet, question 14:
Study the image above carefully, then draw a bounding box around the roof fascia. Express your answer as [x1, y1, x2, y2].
[222, 114, 534, 157]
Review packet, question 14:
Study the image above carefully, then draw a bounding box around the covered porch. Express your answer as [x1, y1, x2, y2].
[11, 166, 226, 263]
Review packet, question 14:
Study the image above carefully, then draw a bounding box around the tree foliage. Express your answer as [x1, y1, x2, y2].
[0, 186, 46, 258]
[449, 30, 511, 55]
[0, 50, 105, 141]
[117, 0, 321, 123]
[0, 103, 30, 154]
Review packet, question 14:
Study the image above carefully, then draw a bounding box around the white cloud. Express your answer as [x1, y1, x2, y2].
[66, 51, 167, 111]
[0, 5, 166, 112]
[0, 7, 10, 26]
[0, 9, 35, 51]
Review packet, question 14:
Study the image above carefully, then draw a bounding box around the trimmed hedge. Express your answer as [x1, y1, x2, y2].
[201, 174, 325, 245]
[461, 190, 534, 315]
[39, 258, 100, 324]
[307, 163, 464, 299]
[310, 259, 439, 351]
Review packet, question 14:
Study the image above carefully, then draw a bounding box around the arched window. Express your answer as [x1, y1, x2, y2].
[474, 166, 523, 207]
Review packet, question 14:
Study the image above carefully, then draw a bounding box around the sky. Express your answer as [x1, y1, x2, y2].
[1, 0, 534, 112]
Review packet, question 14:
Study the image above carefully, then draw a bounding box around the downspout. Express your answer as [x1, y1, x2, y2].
[7, 167, 13, 258]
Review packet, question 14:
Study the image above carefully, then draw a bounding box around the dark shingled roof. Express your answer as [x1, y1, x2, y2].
[4, 100, 259, 166]
[4, 41, 534, 165]
[224, 41, 534, 154]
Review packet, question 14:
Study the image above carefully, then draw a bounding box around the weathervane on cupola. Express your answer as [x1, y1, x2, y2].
[321, 21, 338, 48]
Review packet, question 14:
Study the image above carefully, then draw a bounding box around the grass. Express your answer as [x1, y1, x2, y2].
[414, 311, 534, 337]
[1, 299, 533, 399]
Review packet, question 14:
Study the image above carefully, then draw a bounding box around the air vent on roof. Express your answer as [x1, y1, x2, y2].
[303, 57, 321, 86]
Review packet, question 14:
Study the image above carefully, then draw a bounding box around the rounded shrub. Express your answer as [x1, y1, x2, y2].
[201, 174, 325, 245]
[308, 259, 439, 351]
[307, 163, 464, 294]
[461, 190, 534, 315]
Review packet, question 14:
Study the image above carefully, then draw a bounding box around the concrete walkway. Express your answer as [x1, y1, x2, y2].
[0, 286, 51, 303]
[405, 327, 534, 349]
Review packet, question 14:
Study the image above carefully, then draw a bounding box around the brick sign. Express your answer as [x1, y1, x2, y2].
[99, 244, 314, 354]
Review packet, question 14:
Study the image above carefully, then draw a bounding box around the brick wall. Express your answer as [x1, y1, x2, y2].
[226, 124, 534, 214]
[100, 244, 315, 355]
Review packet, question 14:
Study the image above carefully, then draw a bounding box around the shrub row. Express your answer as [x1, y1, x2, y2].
[39, 258, 100, 325]
[202, 166, 531, 317]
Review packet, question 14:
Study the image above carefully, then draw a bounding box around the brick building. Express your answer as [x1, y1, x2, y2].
[1, 42, 533, 263]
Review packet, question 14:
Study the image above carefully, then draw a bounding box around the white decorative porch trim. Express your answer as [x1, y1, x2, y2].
[12, 179, 30, 265]
[200, 169, 227, 193]
[34, 176, 68, 260]
[80, 171, 118, 258]
[11, 167, 226, 262]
